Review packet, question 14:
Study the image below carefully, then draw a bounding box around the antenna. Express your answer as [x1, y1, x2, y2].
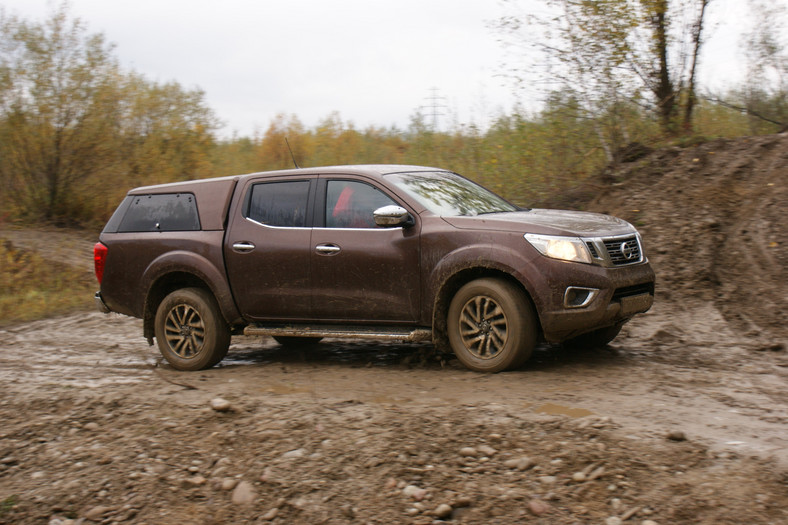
[285, 137, 300, 169]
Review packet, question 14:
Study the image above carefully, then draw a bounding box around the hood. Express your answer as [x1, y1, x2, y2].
[440, 209, 635, 237]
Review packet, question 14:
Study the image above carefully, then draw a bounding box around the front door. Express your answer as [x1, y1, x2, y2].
[310, 178, 420, 322]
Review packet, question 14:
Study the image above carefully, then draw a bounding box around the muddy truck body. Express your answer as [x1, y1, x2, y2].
[94, 165, 655, 372]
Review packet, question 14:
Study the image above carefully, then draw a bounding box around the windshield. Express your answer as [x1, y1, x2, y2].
[385, 171, 518, 216]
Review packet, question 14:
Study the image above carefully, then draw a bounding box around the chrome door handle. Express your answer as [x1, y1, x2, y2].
[315, 244, 340, 255]
[232, 241, 256, 253]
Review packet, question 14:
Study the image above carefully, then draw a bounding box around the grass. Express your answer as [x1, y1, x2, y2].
[0, 495, 18, 517]
[0, 239, 95, 326]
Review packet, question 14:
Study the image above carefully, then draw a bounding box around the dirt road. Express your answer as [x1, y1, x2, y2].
[1, 301, 786, 524]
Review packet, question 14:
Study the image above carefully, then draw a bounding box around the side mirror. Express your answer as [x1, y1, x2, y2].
[373, 205, 413, 227]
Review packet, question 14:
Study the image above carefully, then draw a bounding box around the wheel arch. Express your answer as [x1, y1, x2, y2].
[431, 266, 541, 353]
[140, 250, 242, 338]
[143, 271, 216, 342]
[140, 251, 242, 342]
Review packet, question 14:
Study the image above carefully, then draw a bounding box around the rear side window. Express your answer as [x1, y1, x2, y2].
[117, 193, 200, 232]
[247, 181, 309, 227]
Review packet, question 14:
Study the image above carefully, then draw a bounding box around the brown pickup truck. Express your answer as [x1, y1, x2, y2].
[94, 165, 654, 372]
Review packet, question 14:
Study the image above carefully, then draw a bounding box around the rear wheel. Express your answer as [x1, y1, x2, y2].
[447, 278, 537, 372]
[155, 288, 230, 371]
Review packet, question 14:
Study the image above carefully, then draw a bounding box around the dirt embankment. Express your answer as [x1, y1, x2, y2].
[586, 133, 788, 340]
[0, 134, 787, 525]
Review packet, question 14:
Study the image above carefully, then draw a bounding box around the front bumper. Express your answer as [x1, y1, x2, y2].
[94, 291, 111, 314]
[535, 261, 655, 342]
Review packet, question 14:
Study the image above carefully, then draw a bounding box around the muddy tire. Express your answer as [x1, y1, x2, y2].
[154, 287, 230, 371]
[447, 278, 537, 372]
[566, 324, 623, 348]
[273, 336, 323, 346]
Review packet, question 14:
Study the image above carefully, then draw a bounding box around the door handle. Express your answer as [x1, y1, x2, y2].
[315, 243, 341, 255]
[232, 241, 256, 253]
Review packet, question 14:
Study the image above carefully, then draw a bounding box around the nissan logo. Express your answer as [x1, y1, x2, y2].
[620, 241, 637, 260]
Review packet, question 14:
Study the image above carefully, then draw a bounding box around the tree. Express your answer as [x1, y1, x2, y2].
[630, 0, 710, 132]
[740, 0, 787, 131]
[496, 0, 712, 140]
[117, 73, 219, 187]
[255, 113, 309, 170]
[0, 3, 220, 225]
[0, 4, 122, 222]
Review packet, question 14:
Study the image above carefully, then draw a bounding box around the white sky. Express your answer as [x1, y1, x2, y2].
[1, 0, 784, 138]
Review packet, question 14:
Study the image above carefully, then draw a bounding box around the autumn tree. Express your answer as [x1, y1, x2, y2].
[0, 4, 122, 222]
[497, 0, 711, 144]
[117, 73, 219, 188]
[254, 113, 309, 170]
[0, 3, 220, 225]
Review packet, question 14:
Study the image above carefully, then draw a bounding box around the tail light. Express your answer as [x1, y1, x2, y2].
[94, 242, 108, 284]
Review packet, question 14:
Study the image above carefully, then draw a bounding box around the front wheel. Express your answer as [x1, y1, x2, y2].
[154, 288, 230, 371]
[447, 278, 537, 372]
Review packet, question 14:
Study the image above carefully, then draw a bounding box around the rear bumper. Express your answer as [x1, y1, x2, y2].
[94, 291, 111, 314]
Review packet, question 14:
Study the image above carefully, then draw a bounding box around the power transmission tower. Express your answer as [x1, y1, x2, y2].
[420, 87, 447, 131]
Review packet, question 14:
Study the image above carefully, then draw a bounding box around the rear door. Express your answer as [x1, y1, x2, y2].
[309, 177, 421, 322]
[224, 176, 314, 320]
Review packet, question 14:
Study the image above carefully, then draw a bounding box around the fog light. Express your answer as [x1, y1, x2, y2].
[564, 287, 598, 308]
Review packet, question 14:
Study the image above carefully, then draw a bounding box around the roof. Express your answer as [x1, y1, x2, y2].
[129, 164, 448, 194]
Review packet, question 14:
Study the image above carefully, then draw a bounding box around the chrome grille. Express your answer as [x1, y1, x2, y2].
[603, 236, 642, 265]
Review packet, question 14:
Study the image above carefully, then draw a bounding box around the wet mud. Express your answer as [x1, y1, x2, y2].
[1, 302, 786, 524]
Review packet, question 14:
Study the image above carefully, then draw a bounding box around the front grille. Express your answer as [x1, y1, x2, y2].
[602, 236, 642, 265]
[586, 242, 600, 258]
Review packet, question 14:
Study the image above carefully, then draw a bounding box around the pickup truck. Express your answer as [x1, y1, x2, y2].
[94, 165, 655, 373]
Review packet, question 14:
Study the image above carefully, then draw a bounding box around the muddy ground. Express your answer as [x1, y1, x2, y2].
[1, 134, 787, 524]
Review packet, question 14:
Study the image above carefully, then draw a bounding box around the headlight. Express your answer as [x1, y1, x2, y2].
[524, 233, 592, 264]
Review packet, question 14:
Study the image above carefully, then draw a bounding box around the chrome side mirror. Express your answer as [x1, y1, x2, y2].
[373, 205, 413, 227]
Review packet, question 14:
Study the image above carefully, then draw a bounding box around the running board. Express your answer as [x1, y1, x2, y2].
[244, 324, 432, 342]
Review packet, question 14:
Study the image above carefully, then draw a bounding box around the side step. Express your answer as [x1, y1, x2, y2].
[244, 324, 433, 342]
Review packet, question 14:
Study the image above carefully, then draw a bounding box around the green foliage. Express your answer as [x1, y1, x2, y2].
[738, 0, 788, 132]
[0, 495, 18, 516]
[495, 0, 711, 138]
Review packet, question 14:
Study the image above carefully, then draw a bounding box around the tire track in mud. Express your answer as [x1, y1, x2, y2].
[0, 313, 150, 388]
[1, 303, 786, 469]
[1, 296, 787, 524]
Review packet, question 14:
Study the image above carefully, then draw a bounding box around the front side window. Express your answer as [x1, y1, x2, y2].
[247, 180, 309, 227]
[325, 180, 397, 228]
[118, 193, 200, 232]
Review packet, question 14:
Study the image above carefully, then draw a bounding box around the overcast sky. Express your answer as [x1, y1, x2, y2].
[1, 0, 784, 138]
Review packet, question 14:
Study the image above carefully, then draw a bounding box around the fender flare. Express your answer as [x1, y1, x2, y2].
[426, 243, 547, 331]
[140, 250, 242, 327]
